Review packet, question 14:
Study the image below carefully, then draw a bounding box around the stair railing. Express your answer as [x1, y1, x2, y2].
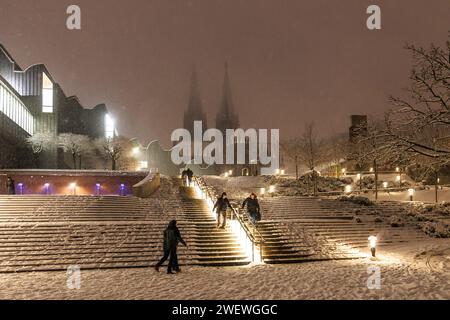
[192, 176, 265, 263]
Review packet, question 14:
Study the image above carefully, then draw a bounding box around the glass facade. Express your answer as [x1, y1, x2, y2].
[42, 72, 54, 113]
[0, 77, 34, 135]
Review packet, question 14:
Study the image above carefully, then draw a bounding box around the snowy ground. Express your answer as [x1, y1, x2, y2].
[1, 239, 449, 300]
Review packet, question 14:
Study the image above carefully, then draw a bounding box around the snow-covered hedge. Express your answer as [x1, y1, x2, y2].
[421, 221, 450, 238]
[336, 195, 374, 206]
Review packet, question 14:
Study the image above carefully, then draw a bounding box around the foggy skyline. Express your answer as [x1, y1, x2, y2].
[0, 0, 449, 147]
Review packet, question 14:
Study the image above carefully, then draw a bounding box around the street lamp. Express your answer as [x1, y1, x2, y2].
[368, 235, 377, 257]
[395, 167, 400, 172]
[383, 182, 388, 189]
[342, 168, 346, 175]
[369, 167, 374, 172]
[408, 188, 414, 201]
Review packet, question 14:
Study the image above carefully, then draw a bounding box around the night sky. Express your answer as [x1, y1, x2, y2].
[0, 0, 449, 147]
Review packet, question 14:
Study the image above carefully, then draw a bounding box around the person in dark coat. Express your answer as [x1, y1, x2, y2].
[6, 177, 15, 195]
[155, 220, 187, 274]
[181, 169, 188, 186]
[186, 168, 193, 186]
[213, 192, 235, 228]
[242, 193, 261, 224]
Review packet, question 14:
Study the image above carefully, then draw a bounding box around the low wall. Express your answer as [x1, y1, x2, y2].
[0, 169, 147, 196]
[132, 173, 161, 198]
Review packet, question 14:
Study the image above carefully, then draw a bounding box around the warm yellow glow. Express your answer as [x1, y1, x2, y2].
[228, 170, 233, 175]
[260, 187, 265, 195]
[369, 167, 374, 172]
[275, 169, 280, 175]
[344, 185, 352, 193]
[368, 235, 377, 248]
[395, 167, 400, 172]
[69, 182, 76, 189]
[269, 185, 275, 193]
[396, 175, 401, 181]
[408, 188, 414, 196]
[383, 182, 388, 188]
[224, 172, 229, 178]
[280, 169, 285, 175]
[342, 168, 346, 173]
[356, 173, 361, 179]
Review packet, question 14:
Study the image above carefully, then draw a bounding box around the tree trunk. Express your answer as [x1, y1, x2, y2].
[435, 171, 438, 203]
[295, 156, 298, 179]
[72, 153, 77, 169]
[78, 155, 82, 170]
[374, 159, 378, 201]
[112, 158, 116, 171]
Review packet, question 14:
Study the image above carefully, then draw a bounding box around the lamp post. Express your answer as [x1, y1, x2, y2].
[408, 188, 414, 201]
[269, 185, 275, 197]
[356, 173, 362, 191]
[368, 235, 377, 257]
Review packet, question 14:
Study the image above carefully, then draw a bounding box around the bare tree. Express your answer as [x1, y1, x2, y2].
[27, 133, 55, 167]
[58, 133, 91, 169]
[384, 36, 450, 201]
[299, 122, 325, 196]
[96, 137, 124, 170]
[280, 138, 302, 179]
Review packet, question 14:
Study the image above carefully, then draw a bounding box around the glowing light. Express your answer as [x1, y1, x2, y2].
[228, 170, 233, 175]
[356, 173, 361, 179]
[344, 185, 352, 193]
[342, 168, 346, 174]
[368, 235, 377, 257]
[260, 187, 265, 196]
[396, 175, 401, 182]
[69, 182, 77, 195]
[44, 183, 50, 188]
[395, 167, 400, 172]
[275, 169, 280, 175]
[280, 169, 285, 175]
[369, 167, 374, 172]
[224, 172, 229, 178]
[132, 147, 140, 156]
[408, 188, 414, 196]
[269, 185, 275, 194]
[105, 114, 115, 138]
[383, 182, 388, 188]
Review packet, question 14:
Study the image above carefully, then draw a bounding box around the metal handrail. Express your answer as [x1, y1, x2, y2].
[193, 176, 265, 263]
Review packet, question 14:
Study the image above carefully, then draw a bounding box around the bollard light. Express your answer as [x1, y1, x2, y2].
[275, 169, 280, 175]
[368, 235, 377, 257]
[95, 183, 101, 195]
[408, 188, 414, 201]
[44, 183, 50, 195]
[356, 173, 361, 180]
[383, 182, 388, 188]
[280, 169, 285, 175]
[120, 183, 125, 196]
[369, 167, 374, 172]
[69, 182, 77, 195]
[269, 185, 275, 196]
[395, 167, 400, 172]
[344, 185, 352, 193]
[224, 172, 229, 178]
[260, 187, 265, 197]
[228, 170, 233, 175]
[342, 168, 346, 174]
[17, 183, 24, 195]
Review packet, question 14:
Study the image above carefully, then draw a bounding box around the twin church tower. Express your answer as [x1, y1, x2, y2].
[183, 63, 240, 136]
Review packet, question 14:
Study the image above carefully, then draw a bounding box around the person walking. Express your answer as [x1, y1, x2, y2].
[181, 169, 188, 186]
[6, 177, 15, 195]
[242, 193, 261, 225]
[186, 168, 193, 186]
[155, 220, 187, 274]
[213, 192, 235, 228]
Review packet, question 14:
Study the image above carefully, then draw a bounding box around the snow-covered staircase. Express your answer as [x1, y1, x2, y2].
[0, 179, 250, 273]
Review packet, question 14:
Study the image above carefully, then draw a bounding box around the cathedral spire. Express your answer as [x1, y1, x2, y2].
[183, 64, 207, 136]
[216, 62, 239, 132]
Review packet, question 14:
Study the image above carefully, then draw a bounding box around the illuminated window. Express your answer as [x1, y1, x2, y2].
[0, 78, 34, 135]
[105, 114, 115, 138]
[42, 72, 53, 113]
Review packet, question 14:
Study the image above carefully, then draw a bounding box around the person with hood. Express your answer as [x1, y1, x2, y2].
[181, 169, 188, 186]
[6, 177, 15, 195]
[155, 220, 187, 274]
[242, 193, 261, 224]
[213, 192, 235, 228]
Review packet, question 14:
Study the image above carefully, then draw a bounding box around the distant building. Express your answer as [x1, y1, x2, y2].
[0, 44, 117, 169]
